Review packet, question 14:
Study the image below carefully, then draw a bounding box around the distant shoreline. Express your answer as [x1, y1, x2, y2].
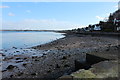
[0, 29, 62, 32]
[1, 30, 120, 36]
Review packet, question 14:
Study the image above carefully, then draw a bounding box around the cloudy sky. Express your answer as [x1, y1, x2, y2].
[1, 2, 119, 30]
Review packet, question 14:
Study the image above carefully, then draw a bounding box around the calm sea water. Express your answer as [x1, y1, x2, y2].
[0, 31, 65, 49]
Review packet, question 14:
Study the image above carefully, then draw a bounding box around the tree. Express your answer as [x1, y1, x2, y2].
[108, 13, 114, 23]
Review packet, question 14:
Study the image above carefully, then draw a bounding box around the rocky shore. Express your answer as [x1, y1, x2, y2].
[1, 33, 119, 79]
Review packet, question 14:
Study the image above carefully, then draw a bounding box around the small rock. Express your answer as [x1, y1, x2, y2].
[64, 64, 70, 67]
[2, 54, 6, 56]
[32, 55, 37, 58]
[35, 59, 39, 61]
[41, 55, 44, 57]
[16, 51, 20, 52]
[56, 64, 60, 68]
[12, 47, 17, 49]
[62, 56, 67, 59]
[58, 48, 61, 50]
[106, 48, 109, 51]
[10, 75, 13, 78]
[16, 60, 23, 63]
[6, 65, 16, 70]
[18, 73, 23, 76]
[4, 50, 7, 52]
[23, 63, 27, 66]
[31, 73, 37, 75]
[47, 70, 51, 73]
[43, 53, 47, 55]
[2, 69, 7, 72]
[34, 47, 37, 49]
[23, 57, 27, 60]
[23, 50, 26, 51]
[95, 50, 98, 52]
[68, 54, 71, 57]
[16, 57, 21, 60]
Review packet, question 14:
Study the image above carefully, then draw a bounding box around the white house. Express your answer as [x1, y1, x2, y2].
[94, 25, 101, 31]
[117, 27, 120, 31]
[114, 18, 120, 31]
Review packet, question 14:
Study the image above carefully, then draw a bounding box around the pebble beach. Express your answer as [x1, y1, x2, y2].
[1, 33, 119, 79]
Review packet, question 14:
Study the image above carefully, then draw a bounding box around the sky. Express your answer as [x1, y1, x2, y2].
[0, 2, 119, 30]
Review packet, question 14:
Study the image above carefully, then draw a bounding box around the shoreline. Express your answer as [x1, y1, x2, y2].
[1, 33, 119, 79]
[32, 33, 119, 50]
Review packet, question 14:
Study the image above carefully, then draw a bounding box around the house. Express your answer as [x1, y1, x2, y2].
[114, 18, 120, 31]
[117, 27, 120, 31]
[94, 25, 101, 31]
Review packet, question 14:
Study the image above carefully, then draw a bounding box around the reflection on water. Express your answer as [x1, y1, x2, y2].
[0, 31, 64, 49]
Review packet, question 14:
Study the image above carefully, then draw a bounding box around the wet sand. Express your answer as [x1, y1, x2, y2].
[1, 34, 119, 79]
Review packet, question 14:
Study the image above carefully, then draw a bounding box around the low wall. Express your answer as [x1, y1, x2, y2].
[76, 32, 120, 37]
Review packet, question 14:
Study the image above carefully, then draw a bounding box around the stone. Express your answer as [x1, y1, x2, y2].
[71, 69, 96, 78]
[23, 63, 27, 66]
[62, 56, 67, 59]
[16, 57, 21, 60]
[47, 70, 51, 73]
[23, 57, 27, 60]
[64, 64, 70, 67]
[2, 69, 7, 72]
[6, 65, 16, 70]
[16, 51, 20, 52]
[31, 73, 37, 75]
[32, 55, 37, 58]
[43, 53, 47, 55]
[16, 60, 23, 63]
[10, 75, 13, 78]
[56, 64, 60, 68]
[4, 50, 7, 52]
[12, 47, 17, 49]
[35, 59, 39, 61]
[18, 73, 23, 76]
